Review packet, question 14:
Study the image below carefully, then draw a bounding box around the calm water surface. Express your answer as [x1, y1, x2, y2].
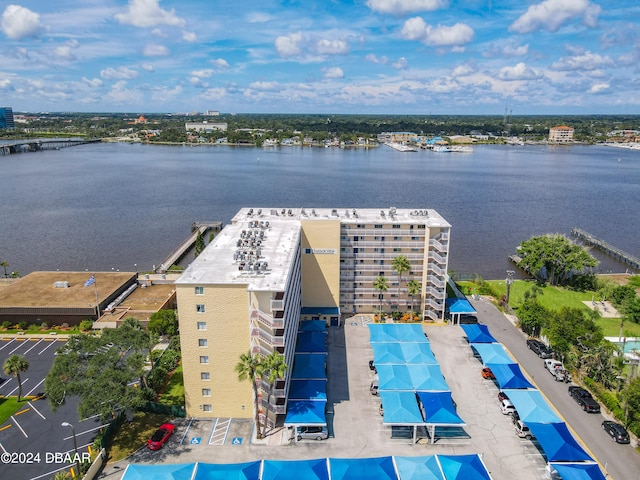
[1, 142, 638, 279]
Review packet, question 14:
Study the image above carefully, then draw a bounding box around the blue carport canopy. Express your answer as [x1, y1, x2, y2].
[471, 343, 513, 365]
[368, 323, 427, 343]
[296, 332, 327, 353]
[284, 400, 327, 426]
[262, 458, 329, 480]
[437, 454, 492, 480]
[549, 462, 606, 480]
[486, 363, 535, 389]
[394, 456, 444, 480]
[289, 379, 327, 400]
[122, 463, 196, 480]
[446, 298, 477, 314]
[526, 422, 593, 462]
[378, 364, 448, 392]
[416, 392, 465, 425]
[503, 389, 562, 424]
[379, 391, 424, 424]
[291, 353, 326, 379]
[372, 342, 438, 365]
[299, 320, 328, 332]
[460, 324, 497, 343]
[329, 456, 397, 480]
[193, 461, 261, 480]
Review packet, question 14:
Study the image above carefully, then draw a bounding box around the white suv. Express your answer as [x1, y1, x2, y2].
[500, 398, 516, 415]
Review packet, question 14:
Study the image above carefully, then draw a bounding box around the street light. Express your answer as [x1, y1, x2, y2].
[505, 270, 515, 306]
[61, 422, 80, 476]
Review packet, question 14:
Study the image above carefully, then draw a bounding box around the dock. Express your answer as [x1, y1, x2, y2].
[155, 221, 222, 274]
[571, 227, 640, 270]
[0, 138, 101, 156]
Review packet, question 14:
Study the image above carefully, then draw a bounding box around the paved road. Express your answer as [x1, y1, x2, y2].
[470, 296, 640, 480]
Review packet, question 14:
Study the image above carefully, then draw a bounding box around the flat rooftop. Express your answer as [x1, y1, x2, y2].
[0, 271, 135, 308]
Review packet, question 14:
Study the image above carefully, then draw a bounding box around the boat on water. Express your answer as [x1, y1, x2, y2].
[449, 145, 473, 153]
[432, 145, 451, 152]
[386, 142, 417, 152]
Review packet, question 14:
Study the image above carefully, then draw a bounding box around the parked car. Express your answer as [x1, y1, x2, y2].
[500, 398, 516, 415]
[369, 360, 377, 373]
[544, 359, 570, 382]
[498, 391, 509, 402]
[568, 386, 600, 413]
[515, 419, 534, 440]
[602, 421, 630, 444]
[147, 423, 175, 450]
[526, 338, 552, 358]
[370, 379, 379, 395]
[379, 403, 384, 416]
[297, 426, 328, 441]
[482, 367, 495, 380]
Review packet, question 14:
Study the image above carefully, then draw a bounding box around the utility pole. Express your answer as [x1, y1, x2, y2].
[506, 270, 515, 306]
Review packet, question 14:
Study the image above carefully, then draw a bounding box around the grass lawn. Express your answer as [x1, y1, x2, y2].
[158, 363, 185, 406]
[0, 397, 30, 426]
[107, 412, 171, 462]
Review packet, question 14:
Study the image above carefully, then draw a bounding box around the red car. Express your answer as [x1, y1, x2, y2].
[482, 367, 495, 380]
[147, 423, 175, 450]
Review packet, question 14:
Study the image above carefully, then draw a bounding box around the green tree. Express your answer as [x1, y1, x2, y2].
[546, 306, 603, 356]
[235, 351, 265, 439]
[517, 298, 549, 337]
[373, 275, 389, 317]
[622, 297, 640, 324]
[620, 376, 640, 429]
[0, 260, 8, 278]
[392, 255, 411, 310]
[3, 354, 29, 401]
[194, 230, 205, 258]
[148, 309, 178, 336]
[517, 234, 598, 286]
[407, 279, 421, 315]
[260, 351, 288, 430]
[611, 285, 637, 307]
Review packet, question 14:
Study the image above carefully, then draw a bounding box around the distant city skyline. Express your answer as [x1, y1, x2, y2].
[1, 0, 638, 115]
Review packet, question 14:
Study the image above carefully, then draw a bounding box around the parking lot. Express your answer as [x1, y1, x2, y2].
[0, 337, 105, 480]
[100, 313, 548, 480]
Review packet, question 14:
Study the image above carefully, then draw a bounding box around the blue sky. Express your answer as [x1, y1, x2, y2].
[1, 0, 638, 114]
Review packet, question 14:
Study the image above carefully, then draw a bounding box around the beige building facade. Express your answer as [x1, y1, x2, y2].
[549, 125, 575, 142]
[176, 207, 451, 421]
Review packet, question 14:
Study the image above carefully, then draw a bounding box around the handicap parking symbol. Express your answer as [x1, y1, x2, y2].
[190, 437, 201, 444]
[231, 437, 242, 445]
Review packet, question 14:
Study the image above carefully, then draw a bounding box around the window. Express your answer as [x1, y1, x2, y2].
[197, 321, 206, 330]
[203, 404, 212, 412]
[411, 236, 420, 241]
[202, 388, 211, 396]
[196, 304, 206, 313]
[374, 224, 383, 229]
[392, 224, 401, 229]
[198, 339, 208, 347]
[200, 356, 209, 364]
[195, 286, 204, 295]
[201, 372, 210, 380]
[418, 225, 426, 229]
[393, 248, 401, 252]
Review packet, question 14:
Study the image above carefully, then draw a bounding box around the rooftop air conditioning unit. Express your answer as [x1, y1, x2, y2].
[53, 281, 70, 288]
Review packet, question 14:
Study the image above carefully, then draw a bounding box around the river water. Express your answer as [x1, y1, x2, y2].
[1, 142, 638, 279]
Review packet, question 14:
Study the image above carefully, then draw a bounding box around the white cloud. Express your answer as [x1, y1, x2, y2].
[1, 5, 44, 40]
[275, 31, 350, 59]
[54, 40, 79, 61]
[191, 69, 214, 79]
[503, 44, 529, 57]
[182, 31, 196, 42]
[201, 87, 227, 100]
[100, 66, 139, 80]
[81, 77, 103, 88]
[366, 0, 448, 15]
[392, 57, 409, 69]
[452, 64, 476, 77]
[115, 0, 185, 28]
[140, 63, 155, 72]
[497, 62, 544, 81]
[509, 0, 601, 34]
[210, 58, 230, 70]
[246, 12, 272, 23]
[365, 54, 389, 64]
[589, 82, 609, 93]
[249, 81, 281, 91]
[106, 80, 142, 105]
[551, 51, 613, 71]
[401, 17, 474, 47]
[143, 43, 169, 56]
[323, 67, 344, 79]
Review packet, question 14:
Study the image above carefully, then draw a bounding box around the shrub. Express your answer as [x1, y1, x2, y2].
[583, 377, 625, 420]
[40, 322, 49, 330]
[1, 321, 11, 329]
[17, 321, 27, 330]
[79, 320, 93, 332]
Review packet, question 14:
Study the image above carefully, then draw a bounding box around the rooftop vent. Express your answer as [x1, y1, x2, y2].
[53, 281, 70, 288]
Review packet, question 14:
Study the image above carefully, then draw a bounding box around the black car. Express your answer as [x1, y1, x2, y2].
[568, 386, 600, 413]
[602, 421, 630, 444]
[526, 338, 552, 358]
[369, 360, 376, 373]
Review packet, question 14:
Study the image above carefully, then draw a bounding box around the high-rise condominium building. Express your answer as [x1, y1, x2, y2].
[0, 107, 15, 129]
[176, 207, 451, 423]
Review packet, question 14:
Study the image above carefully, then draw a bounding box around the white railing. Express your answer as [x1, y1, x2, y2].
[251, 308, 284, 328]
[270, 299, 284, 311]
[428, 251, 447, 265]
[429, 238, 448, 252]
[340, 241, 425, 248]
[425, 275, 445, 288]
[251, 328, 285, 347]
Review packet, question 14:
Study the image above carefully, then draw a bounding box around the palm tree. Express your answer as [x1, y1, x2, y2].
[260, 351, 288, 431]
[3, 354, 29, 401]
[392, 255, 411, 310]
[407, 279, 421, 317]
[373, 275, 389, 318]
[235, 351, 265, 439]
[0, 261, 8, 278]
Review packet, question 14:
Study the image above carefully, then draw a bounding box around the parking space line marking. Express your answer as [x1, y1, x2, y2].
[26, 378, 45, 397]
[0, 442, 6, 453]
[0, 425, 11, 433]
[80, 413, 101, 422]
[208, 418, 219, 444]
[15, 407, 30, 416]
[0, 339, 15, 350]
[28, 401, 46, 420]
[39, 339, 59, 354]
[29, 464, 72, 480]
[10, 416, 28, 438]
[181, 417, 194, 444]
[63, 423, 109, 440]
[8, 340, 28, 354]
[7, 377, 29, 397]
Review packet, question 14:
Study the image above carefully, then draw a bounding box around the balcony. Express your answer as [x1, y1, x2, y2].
[251, 308, 284, 329]
[428, 251, 447, 265]
[425, 275, 445, 288]
[270, 299, 284, 311]
[429, 238, 448, 253]
[251, 327, 285, 347]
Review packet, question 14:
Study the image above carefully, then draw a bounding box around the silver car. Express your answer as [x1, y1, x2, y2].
[297, 426, 328, 441]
